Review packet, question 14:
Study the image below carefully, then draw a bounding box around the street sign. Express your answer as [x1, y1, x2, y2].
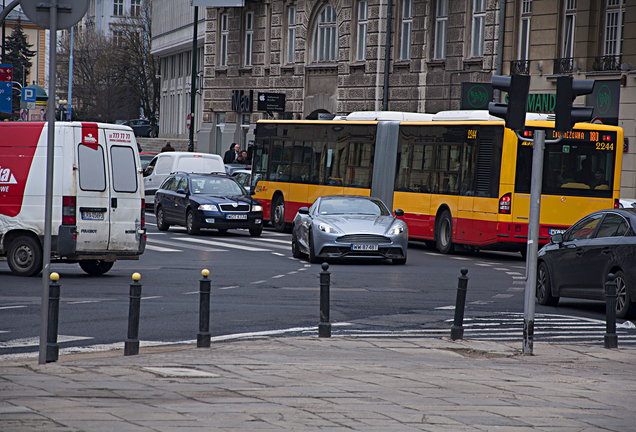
[186, 113, 191, 130]
[460, 83, 492, 110]
[22, 87, 36, 103]
[20, 0, 88, 30]
[257, 92, 286, 112]
[0, 64, 13, 82]
[0, 82, 11, 113]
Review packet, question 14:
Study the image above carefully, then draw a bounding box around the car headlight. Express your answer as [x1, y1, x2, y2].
[251, 204, 263, 212]
[198, 204, 218, 211]
[319, 222, 341, 234]
[388, 224, 405, 235]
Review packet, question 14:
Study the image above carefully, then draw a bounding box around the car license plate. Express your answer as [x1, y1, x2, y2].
[549, 228, 566, 235]
[351, 244, 378, 251]
[82, 211, 104, 220]
[226, 214, 247, 220]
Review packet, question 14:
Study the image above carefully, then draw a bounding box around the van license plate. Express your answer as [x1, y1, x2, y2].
[82, 211, 104, 220]
[351, 244, 378, 251]
[226, 214, 247, 220]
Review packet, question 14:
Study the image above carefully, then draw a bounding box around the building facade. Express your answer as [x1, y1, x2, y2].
[151, 0, 636, 196]
[1, 8, 47, 89]
[82, 0, 144, 40]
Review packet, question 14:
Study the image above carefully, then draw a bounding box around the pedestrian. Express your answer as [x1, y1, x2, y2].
[240, 150, 250, 164]
[150, 114, 157, 138]
[224, 143, 239, 164]
[161, 141, 175, 152]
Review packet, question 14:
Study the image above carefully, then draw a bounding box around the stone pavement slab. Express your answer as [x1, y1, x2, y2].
[0, 337, 634, 431]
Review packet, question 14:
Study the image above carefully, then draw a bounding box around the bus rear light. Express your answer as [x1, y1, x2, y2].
[62, 196, 76, 225]
[141, 199, 145, 227]
[615, 199, 620, 209]
[499, 193, 512, 214]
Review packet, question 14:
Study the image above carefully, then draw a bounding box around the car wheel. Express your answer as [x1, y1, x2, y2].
[308, 230, 321, 264]
[536, 261, 559, 306]
[614, 271, 634, 319]
[272, 196, 286, 233]
[291, 230, 303, 258]
[7, 236, 43, 277]
[436, 210, 454, 254]
[249, 227, 262, 237]
[156, 206, 170, 231]
[186, 210, 200, 235]
[79, 260, 114, 276]
[392, 257, 407, 265]
[217, 229, 228, 234]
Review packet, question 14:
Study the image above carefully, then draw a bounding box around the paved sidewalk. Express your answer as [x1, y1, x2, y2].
[0, 337, 635, 431]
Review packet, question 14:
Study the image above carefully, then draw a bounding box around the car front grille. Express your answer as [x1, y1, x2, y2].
[219, 204, 250, 212]
[335, 234, 391, 244]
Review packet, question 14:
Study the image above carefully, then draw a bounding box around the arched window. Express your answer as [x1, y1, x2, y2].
[313, 5, 338, 62]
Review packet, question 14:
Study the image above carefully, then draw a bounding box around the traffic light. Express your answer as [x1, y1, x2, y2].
[488, 74, 531, 131]
[555, 76, 594, 132]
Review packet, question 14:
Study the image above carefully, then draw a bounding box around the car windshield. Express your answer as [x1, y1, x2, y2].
[190, 177, 245, 195]
[318, 198, 389, 216]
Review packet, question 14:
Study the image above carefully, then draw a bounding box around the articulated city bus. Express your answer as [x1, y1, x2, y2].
[251, 111, 623, 255]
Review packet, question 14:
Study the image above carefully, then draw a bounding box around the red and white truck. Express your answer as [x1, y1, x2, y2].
[0, 122, 146, 276]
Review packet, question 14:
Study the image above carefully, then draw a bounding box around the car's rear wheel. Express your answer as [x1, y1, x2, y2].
[308, 230, 321, 264]
[614, 271, 634, 319]
[79, 260, 114, 276]
[272, 196, 286, 232]
[537, 261, 559, 306]
[186, 210, 200, 235]
[249, 227, 262, 237]
[291, 231, 303, 258]
[436, 210, 454, 254]
[156, 207, 170, 231]
[7, 236, 43, 277]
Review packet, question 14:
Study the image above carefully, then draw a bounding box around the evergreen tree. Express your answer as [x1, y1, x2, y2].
[5, 18, 36, 112]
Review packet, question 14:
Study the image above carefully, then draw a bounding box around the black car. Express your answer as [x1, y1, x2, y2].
[154, 173, 264, 236]
[536, 209, 636, 318]
[125, 119, 157, 137]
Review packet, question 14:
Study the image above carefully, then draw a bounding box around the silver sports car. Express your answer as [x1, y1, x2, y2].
[291, 195, 409, 265]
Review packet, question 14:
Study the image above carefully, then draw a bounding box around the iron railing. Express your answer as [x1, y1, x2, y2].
[593, 55, 621, 72]
[510, 60, 530, 75]
[553, 58, 574, 74]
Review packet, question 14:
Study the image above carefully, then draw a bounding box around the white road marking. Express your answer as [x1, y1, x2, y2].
[272, 252, 285, 256]
[287, 257, 296, 260]
[513, 280, 525, 285]
[146, 245, 182, 252]
[272, 275, 285, 279]
[251, 280, 266, 284]
[253, 237, 291, 245]
[493, 268, 509, 271]
[512, 276, 525, 279]
[475, 263, 491, 267]
[142, 296, 162, 300]
[304, 264, 312, 267]
[450, 257, 471, 260]
[434, 305, 456, 310]
[177, 237, 272, 252]
[425, 253, 438, 256]
[287, 271, 298, 274]
[220, 286, 239, 290]
[298, 268, 307, 271]
[182, 291, 199, 295]
[507, 287, 525, 292]
[146, 238, 226, 253]
[0, 305, 27, 310]
[493, 294, 514, 299]
[506, 272, 523, 275]
[68, 301, 102, 305]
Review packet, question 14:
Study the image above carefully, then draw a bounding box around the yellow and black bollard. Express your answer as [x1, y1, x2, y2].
[46, 272, 61, 363]
[198, 269, 211, 348]
[125, 272, 142, 356]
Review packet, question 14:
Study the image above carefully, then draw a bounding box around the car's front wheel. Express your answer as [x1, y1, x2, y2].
[308, 230, 321, 264]
[186, 210, 200, 235]
[249, 227, 262, 237]
[614, 271, 634, 319]
[537, 261, 559, 306]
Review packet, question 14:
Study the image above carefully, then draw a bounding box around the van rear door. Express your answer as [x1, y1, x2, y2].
[105, 128, 142, 251]
[75, 123, 111, 251]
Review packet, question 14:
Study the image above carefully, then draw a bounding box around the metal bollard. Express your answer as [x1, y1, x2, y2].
[450, 268, 469, 341]
[604, 273, 618, 349]
[46, 272, 61, 363]
[319, 262, 331, 338]
[125, 273, 142, 356]
[198, 269, 211, 348]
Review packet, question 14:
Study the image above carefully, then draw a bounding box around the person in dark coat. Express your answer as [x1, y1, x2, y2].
[161, 141, 175, 152]
[224, 143, 239, 164]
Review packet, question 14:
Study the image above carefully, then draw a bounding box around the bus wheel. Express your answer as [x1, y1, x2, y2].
[79, 260, 114, 276]
[436, 210, 454, 254]
[8, 236, 43, 277]
[272, 197, 286, 232]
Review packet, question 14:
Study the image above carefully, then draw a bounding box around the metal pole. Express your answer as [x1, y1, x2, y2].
[46, 272, 60, 363]
[125, 273, 143, 356]
[382, 0, 393, 111]
[604, 273, 618, 349]
[197, 269, 211, 348]
[39, 1, 58, 366]
[522, 129, 545, 355]
[450, 268, 469, 340]
[319, 262, 331, 338]
[67, 26, 73, 121]
[2, 0, 6, 64]
[188, 6, 198, 152]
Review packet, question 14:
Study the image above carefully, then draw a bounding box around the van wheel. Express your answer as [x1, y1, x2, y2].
[436, 210, 454, 254]
[7, 236, 43, 277]
[186, 210, 200, 235]
[156, 207, 170, 231]
[272, 197, 286, 232]
[249, 227, 262, 237]
[79, 260, 114, 276]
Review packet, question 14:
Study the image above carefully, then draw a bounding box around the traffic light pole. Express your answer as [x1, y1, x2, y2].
[517, 129, 561, 355]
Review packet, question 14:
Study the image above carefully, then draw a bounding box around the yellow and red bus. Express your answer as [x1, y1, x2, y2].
[251, 111, 623, 255]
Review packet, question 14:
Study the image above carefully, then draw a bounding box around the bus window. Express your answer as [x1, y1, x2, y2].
[345, 143, 372, 188]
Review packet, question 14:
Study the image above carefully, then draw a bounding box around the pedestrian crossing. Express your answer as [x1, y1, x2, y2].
[145, 230, 292, 254]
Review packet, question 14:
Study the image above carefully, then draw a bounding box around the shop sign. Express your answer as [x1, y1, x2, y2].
[232, 90, 253, 113]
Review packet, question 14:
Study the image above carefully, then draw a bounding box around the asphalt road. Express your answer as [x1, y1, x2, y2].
[1, 212, 634, 358]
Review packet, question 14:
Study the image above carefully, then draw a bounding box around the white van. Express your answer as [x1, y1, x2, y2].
[143, 152, 225, 200]
[0, 122, 146, 276]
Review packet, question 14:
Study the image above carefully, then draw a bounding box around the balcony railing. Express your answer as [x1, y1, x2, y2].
[553, 58, 574, 74]
[593, 55, 621, 72]
[510, 60, 530, 75]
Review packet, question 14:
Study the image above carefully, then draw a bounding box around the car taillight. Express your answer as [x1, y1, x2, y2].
[499, 193, 512, 214]
[62, 196, 76, 225]
[141, 199, 145, 228]
[615, 198, 620, 209]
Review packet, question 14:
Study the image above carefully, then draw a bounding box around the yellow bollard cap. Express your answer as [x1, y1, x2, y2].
[132, 272, 141, 281]
[50, 272, 59, 281]
[201, 269, 210, 277]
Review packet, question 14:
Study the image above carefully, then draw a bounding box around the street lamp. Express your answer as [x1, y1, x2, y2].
[58, 99, 67, 121]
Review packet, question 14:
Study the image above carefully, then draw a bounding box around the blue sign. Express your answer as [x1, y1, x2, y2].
[0, 82, 12, 113]
[22, 87, 36, 103]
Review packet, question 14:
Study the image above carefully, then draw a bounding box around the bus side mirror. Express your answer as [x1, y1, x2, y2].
[394, 209, 404, 217]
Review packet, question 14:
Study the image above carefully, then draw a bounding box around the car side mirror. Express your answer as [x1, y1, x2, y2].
[550, 233, 563, 245]
[394, 209, 404, 217]
[177, 188, 187, 195]
[298, 207, 310, 215]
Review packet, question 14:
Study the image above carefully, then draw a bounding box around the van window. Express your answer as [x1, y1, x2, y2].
[110, 146, 138, 193]
[177, 157, 222, 173]
[155, 155, 173, 174]
[78, 144, 106, 191]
